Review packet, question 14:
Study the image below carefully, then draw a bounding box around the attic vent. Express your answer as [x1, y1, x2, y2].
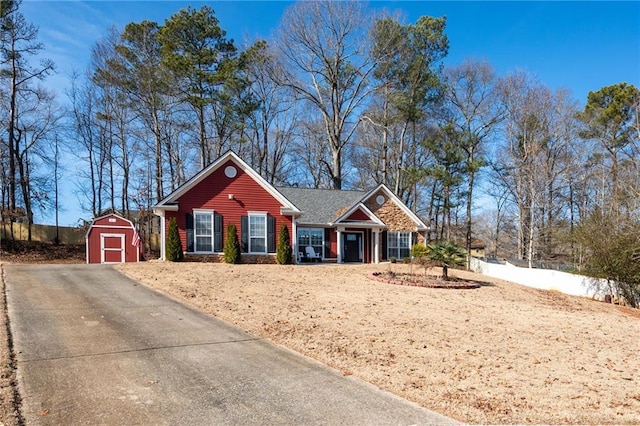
[225, 165, 237, 178]
[108, 218, 116, 223]
[376, 195, 385, 205]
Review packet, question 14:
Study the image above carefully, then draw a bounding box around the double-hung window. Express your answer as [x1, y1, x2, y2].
[388, 231, 411, 259]
[194, 210, 213, 252]
[249, 213, 267, 253]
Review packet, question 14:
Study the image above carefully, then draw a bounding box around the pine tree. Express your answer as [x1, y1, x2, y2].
[276, 223, 292, 264]
[224, 223, 241, 264]
[165, 217, 183, 261]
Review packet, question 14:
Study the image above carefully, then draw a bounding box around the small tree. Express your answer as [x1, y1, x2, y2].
[276, 223, 293, 264]
[165, 217, 183, 261]
[223, 223, 241, 264]
[427, 240, 467, 280]
[411, 243, 429, 258]
[575, 209, 640, 308]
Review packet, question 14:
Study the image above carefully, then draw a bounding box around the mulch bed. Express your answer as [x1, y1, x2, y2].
[368, 271, 481, 289]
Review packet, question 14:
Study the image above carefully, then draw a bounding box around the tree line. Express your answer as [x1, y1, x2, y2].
[1, 1, 639, 304]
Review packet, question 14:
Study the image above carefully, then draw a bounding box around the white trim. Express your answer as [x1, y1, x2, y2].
[341, 230, 364, 263]
[154, 151, 300, 213]
[100, 233, 125, 264]
[292, 216, 298, 264]
[85, 213, 136, 241]
[296, 227, 324, 262]
[387, 231, 412, 260]
[89, 224, 135, 230]
[159, 211, 166, 261]
[374, 230, 380, 264]
[193, 209, 215, 253]
[360, 184, 429, 231]
[333, 202, 385, 226]
[86, 213, 139, 264]
[248, 212, 268, 254]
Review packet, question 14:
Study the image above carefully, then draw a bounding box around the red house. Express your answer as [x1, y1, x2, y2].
[86, 213, 141, 264]
[152, 151, 429, 263]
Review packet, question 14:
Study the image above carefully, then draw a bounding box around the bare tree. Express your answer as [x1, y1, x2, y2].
[495, 72, 553, 266]
[275, 1, 377, 189]
[0, 3, 54, 234]
[242, 40, 299, 184]
[441, 59, 504, 267]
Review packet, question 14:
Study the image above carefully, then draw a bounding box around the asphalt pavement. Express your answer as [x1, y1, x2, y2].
[5, 263, 459, 425]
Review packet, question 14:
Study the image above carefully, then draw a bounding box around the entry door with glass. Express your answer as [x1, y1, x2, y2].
[343, 232, 362, 262]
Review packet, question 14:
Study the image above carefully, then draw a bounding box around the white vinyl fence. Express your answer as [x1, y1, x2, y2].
[469, 258, 610, 299]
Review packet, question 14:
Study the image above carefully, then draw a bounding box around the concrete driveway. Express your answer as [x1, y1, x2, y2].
[5, 264, 457, 425]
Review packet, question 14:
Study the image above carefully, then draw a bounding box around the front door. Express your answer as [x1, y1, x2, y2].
[343, 232, 362, 262]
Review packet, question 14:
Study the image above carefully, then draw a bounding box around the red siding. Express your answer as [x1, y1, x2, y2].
[170, 160, 292, 254]
[86, 214, 140, 264]
[346, 208, 372, 221]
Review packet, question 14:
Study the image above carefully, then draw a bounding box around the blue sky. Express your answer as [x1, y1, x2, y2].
[17, 1, 640, 225]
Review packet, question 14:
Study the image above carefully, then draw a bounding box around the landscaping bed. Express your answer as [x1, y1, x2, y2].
[369, 270, 481, 289]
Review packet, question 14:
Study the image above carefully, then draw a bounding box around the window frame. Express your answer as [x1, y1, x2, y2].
[248, 212, 268, 254]
[387, 231, 412, 260]
[193, 209, 214, 253]
[297, 227, 324, 259]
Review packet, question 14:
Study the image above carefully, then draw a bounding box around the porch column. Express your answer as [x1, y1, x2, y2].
[292, 217, 298, 264]
[374, 229, 380, 264]
[159, 213, 166, 261]
[336, 228, 343, 263]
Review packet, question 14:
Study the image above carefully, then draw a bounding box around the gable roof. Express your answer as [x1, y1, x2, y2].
[276, 187, 366, 225]
[360, 184, 430, 231]
[333, 202, 385, 226]
[153, 151, 300, 214]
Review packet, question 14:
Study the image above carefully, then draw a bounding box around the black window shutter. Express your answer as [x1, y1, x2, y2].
[214, 213, 223, 252]
[240, 216, 248, 253]
[411, 232, 417, 246]
[267, 216, 276, 253]
[185, 213, 194, 252]
[324, 228, 331, 258]
[381, 231, 388, 260]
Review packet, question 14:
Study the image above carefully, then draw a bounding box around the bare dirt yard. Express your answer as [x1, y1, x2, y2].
[116, 262, 640, 425]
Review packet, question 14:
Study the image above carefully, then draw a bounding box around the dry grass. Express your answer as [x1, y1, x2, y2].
[117, 262, 640, 425]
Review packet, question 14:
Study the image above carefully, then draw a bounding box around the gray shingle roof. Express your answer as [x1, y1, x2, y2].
[276, 187, 366, 225]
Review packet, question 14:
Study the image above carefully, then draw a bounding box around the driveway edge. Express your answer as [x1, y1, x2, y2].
[0, 263, 23, 426]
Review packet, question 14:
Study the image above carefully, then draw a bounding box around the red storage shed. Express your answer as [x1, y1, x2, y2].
[86, 213, 141, 264]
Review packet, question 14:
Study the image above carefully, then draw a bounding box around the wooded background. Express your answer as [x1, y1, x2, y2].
[1, 1, 639, 304]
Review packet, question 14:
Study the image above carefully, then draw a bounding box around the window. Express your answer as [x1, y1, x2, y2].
[194, 211, 213, 252]
[249, 213, 267, 253]
[388, 231, 411, 259]
[297, 228, 323, 258]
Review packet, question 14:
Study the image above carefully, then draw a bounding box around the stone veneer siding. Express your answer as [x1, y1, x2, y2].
[364, 190, 426, 245]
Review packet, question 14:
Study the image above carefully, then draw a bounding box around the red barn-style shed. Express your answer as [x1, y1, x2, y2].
[86, 213, 141, 264]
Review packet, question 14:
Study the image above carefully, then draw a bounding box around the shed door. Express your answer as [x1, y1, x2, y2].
[101, 234, 125, 264]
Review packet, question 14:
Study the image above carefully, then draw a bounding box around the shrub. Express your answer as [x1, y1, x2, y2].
[223, 223, 241, 264]
[165, 217, 183, 262]
[390, 256, 397, 264]
[411, 243, 428, 258]
[276, 223, 293, 264]
[402, 257, 411, 264]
